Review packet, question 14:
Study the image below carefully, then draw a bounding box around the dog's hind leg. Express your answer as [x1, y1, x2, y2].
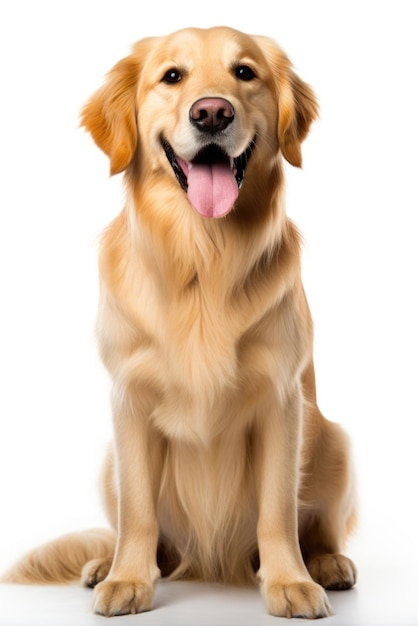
[82, 557, 113, 588]
[299, 362, 357, 591]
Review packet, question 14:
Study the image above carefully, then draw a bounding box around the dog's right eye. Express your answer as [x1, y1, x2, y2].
[234, 65, 256, 81]
[162, 69, 182, 84]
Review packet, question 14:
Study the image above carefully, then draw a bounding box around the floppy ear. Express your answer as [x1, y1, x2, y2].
[279, 70, 319, 167]
[256, 36, 319, 167]
[80, 40, 152, 175]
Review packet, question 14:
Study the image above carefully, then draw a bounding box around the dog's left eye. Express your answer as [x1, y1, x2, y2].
[162, 68, 183, 84]
[234, 65, 256, 81]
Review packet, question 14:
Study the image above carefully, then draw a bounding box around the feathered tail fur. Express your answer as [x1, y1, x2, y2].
[1, 529, 115, 584]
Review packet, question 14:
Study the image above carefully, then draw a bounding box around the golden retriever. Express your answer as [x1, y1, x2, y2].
[2, 26, 357, 618]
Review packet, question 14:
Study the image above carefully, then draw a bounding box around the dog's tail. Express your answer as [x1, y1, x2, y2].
[1, 528, 115, 584]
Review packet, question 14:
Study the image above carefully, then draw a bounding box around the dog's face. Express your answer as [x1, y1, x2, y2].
[82, 27, 318, 218]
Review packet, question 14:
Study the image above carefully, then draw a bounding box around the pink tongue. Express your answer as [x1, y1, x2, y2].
[187, 163, 238, 218]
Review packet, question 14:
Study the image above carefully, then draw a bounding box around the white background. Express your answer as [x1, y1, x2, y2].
[0, 1, 417, 624]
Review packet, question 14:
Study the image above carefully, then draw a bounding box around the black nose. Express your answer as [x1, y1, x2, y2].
[189, 97, 234, 134]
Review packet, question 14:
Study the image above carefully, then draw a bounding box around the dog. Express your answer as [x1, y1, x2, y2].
[2, 26, 357, 618]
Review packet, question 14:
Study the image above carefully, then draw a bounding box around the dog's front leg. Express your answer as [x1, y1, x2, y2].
[93, 390, 162, 617]
[255, 386, 332, 619]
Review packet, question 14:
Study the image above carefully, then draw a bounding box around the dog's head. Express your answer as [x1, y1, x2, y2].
[81, 27, 318, 219]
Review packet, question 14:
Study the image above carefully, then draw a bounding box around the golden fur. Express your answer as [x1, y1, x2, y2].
[2, 26, 357, 618]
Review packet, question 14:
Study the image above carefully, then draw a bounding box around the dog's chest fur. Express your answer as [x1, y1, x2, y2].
[99, 212, 303, 444]
[149, 276, 262, 443]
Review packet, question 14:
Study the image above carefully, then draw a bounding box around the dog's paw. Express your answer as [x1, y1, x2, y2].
[93, 579, 155, 616]
[263, 580, 333, 619]
[307, 554, 357, 591]
[81, 557, 113, 588]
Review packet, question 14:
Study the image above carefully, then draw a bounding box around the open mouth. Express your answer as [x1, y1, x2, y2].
[162, 139, 255, 218]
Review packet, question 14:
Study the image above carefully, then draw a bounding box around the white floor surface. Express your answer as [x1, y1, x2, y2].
[0, 552, 416, 626]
